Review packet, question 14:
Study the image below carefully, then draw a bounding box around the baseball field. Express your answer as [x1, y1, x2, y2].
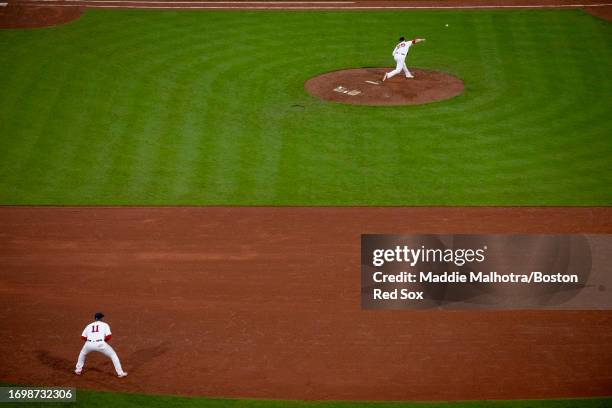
[0, 0, 611, 407]
[1, 4, 611, 205]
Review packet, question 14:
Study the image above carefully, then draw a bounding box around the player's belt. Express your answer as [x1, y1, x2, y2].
[87, 339, 103, 342]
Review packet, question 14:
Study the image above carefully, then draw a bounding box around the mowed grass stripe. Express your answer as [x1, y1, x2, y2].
[122, 23, 232, 201]
[0, 382, 611, 408]
[0, 9, 610, 205]
[78, 17, 200, 200]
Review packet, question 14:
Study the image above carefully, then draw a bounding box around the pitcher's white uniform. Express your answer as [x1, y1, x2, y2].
[386, 39, 416, 79]
[383, 38, 425, 81]
[75, 320, 127, 377]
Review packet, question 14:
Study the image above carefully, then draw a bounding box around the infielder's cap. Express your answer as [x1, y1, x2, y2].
[399, 36, 405, 42]
[94, 312, 104, 320]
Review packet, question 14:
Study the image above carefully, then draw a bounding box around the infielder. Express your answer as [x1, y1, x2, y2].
[74, 312, 127, 378]
[383, 36, 426, 81]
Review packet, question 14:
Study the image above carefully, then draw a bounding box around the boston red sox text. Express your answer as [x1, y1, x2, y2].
[373, 289, 424, 300]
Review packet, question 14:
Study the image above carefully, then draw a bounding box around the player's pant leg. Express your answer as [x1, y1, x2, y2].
[386, 57, 404, 79]
[402, 62, 413, 77]
[75, 343, 91, 371]
[99, 343, 125, 375]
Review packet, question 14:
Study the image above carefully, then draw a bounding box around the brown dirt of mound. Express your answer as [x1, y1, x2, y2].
[1, 207, 611, 401]
[0, 5, 82, 29]
[305, 68, 464, 106]
[583, 6, 612, 21]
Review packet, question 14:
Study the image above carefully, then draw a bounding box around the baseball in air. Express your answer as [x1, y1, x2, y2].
[445, 24, 449, 27]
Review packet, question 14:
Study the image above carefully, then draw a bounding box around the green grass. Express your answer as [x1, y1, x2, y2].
[2, 386, 611, 408]
[0, 9, 610, 205]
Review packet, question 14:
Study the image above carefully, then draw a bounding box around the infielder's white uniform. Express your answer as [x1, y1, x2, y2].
[386, 39, 417, 80]
[75, 321, 127, 377]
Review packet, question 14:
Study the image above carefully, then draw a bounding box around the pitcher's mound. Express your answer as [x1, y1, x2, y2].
[305, 68, 464, 106]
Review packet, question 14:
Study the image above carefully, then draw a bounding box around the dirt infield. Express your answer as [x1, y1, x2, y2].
[0, 4, 82, 28]
[583, 5, 612, 20]
[305, 68, 464, 106]
[1, 207, 611, 401]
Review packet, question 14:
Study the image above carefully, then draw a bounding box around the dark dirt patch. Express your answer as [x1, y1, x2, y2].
[0, 5, 82, 29]
[0, 207, 611, 401]
[582, 6, 612, 21]
[305, 68, 464, 106]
